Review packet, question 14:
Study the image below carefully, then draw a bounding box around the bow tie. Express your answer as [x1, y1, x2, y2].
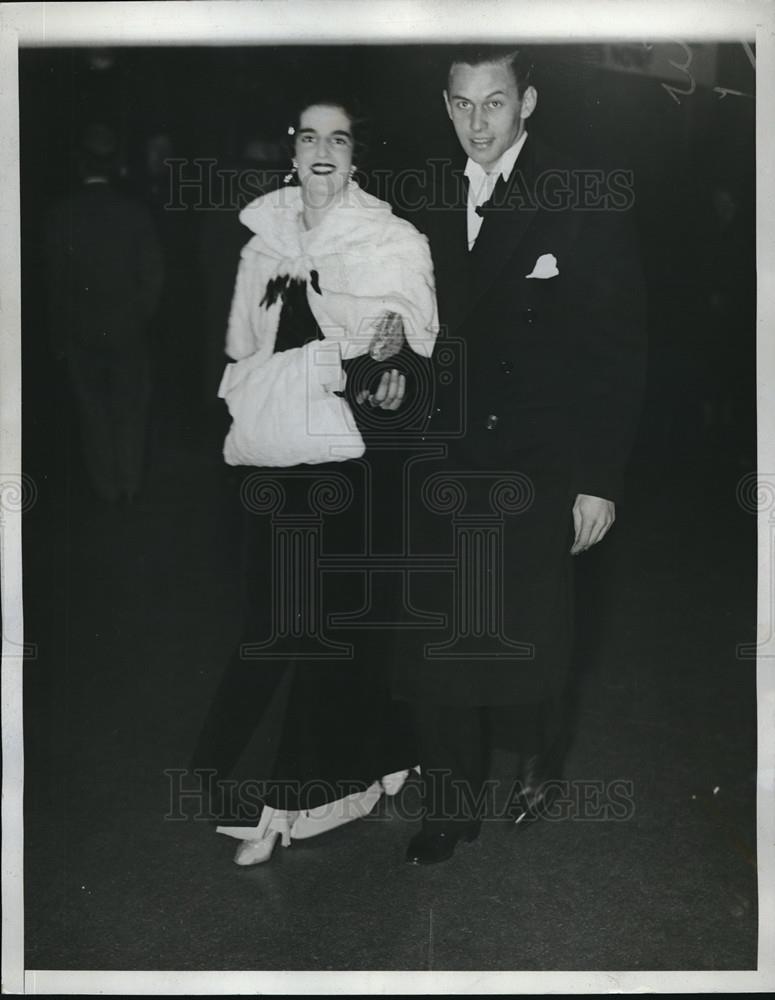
[472, 173, 508, 216]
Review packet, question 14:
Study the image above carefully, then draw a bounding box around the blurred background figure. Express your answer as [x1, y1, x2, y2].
[693, 180, 756, 461]
[145, 132, 176, 206]
[44, 122, 165, 503]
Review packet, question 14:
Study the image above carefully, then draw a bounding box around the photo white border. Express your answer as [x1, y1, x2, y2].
[1, 0, 773, 994]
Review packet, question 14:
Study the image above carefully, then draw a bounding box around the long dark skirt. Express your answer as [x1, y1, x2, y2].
[191, 455, 416, 824]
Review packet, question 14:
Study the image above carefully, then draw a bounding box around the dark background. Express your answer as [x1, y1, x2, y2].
[20, 43, 757, 462]
[19, 44, 759, 971]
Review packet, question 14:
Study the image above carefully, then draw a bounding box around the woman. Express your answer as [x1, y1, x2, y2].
[191, 97, 438, 865]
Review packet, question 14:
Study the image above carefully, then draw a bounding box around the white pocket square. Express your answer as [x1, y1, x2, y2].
[525, 253, 559, 279]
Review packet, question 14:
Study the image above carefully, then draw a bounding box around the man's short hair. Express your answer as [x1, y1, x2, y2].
[446, 45, 535, 98]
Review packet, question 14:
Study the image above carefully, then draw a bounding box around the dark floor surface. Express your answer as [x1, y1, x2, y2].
[21, 368, 758, 972]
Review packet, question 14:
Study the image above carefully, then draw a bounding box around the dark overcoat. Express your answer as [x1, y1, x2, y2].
[391, 135, 647, 707]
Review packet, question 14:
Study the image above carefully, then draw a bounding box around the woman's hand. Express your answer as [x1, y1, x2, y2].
[368, 311, 405, 361]
[355, 368, 406, 410]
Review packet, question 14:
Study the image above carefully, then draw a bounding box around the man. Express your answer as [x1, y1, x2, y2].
[391, 46, 647, 864]
[45, 123, 164, 503]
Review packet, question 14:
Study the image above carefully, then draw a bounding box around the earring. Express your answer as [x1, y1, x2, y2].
[283, 161, 298, 186]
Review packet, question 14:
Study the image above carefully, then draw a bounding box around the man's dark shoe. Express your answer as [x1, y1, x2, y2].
[510, 745, 564, 828]
[405, 820, 481, 866]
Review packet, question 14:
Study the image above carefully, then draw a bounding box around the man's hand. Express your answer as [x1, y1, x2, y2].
[571, 493, 615, 555]
[355, 368, 406, 411]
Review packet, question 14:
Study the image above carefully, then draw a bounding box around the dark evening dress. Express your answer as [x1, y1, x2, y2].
[190, 275, 417, 847]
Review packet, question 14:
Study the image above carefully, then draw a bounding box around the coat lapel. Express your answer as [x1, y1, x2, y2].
[429, 163, 471, 331]
[466, 135, 539, 313]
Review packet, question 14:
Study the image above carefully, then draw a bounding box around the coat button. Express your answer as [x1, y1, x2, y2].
[524, 307, 536, 325]
[500, 359, 514, 374]
[486, 413, 499, 430]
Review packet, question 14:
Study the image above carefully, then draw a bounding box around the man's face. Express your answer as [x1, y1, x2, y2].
[444, 61, 536, 171]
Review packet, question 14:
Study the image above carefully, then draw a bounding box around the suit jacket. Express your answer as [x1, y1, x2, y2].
[389, 135, 647, 706]
[423, 134, 647, 503]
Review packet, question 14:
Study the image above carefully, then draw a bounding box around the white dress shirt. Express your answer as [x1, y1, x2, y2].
[465, 130, 529, 250]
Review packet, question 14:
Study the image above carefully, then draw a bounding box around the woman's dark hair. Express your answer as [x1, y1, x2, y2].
[446, 45, 535, 98]
[288, 94, 370, 168]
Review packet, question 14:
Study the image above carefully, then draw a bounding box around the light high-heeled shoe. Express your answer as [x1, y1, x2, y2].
[381, 765, 421, 796]
[232, 830, 280, 867]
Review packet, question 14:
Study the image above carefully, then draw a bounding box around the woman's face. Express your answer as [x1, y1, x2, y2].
[295, 104, 354, 204]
